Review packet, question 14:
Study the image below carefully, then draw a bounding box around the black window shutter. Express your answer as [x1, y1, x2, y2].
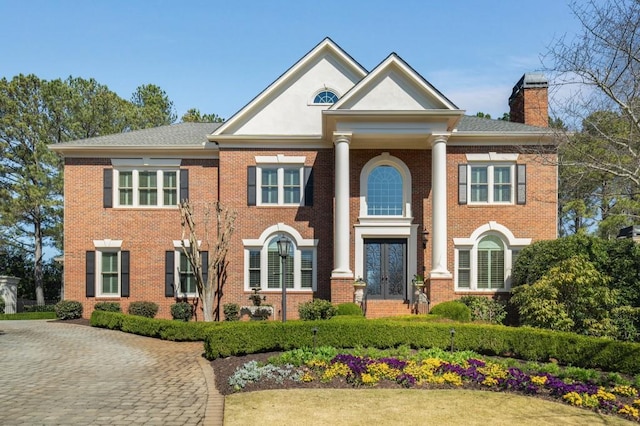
[86, 251, 95, 297]
[180, 169, 189, 202]
[304, 167, 313, 206]
[121, 251, 130, 297]
[201, 251, 209, 285]
[517, 164, 527, 205]
[458, 164, 468, 205]
[247, 166, 256, 206]
[165, 251, 175, 297]
[103, 169, 113, 208]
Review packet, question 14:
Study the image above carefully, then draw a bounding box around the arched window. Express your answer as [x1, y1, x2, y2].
[477, 236, 504, 289]
[367, 166, 403, 216]
[243, 225, 317, 291]
[313, 90, 338, 104]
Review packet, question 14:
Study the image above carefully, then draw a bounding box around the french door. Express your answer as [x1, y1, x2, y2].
[364, 239, 406, 300]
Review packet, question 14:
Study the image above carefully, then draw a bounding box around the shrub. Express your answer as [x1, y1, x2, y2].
[429, 301, 471, 322]
[94, 302, 121, 312]
[128, 301, 159, 318]
[0, 297, 4, 314]
[223, 303, 240, 321]
[459, 296, 506, 324]
[170, 302, 193, 321]
[24, 304, 57, 313]
[336, 302, 363, 316]
[298, 299, 337, 320]
[55, 300, 83, 320]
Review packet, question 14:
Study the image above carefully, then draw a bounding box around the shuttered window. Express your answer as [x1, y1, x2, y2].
[477, 236, 505, 290]
[111, 169, 182, 207]
[248, 250, 261, 288]
[100, 251, 119, 295]
[179, 252, 197, 295]
[301, 250, 313, 288]
[457, 250, 471, 288]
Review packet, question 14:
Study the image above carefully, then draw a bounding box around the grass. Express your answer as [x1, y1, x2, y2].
[224, 389, 634, 425]
[0, 312, 57, 320]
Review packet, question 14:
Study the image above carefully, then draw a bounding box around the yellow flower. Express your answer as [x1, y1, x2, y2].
[633, 399, 640, 408]
[361, 373, 378, 385]
[596, 387, 616, 401]
[482, 377, 498, 387]
[366, 362, 401, 381]
[619, 404, 640, 418]
[530, 376, 548, 386]
[477, 363, 508, 380]
[321, 362, 350, 382]
[442, 372, 463, 386]
[613, 385, 638, 397]
[300, 371, 314, 382]
[563, 392, 583, 406]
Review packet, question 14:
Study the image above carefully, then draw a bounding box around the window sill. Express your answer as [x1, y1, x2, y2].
[247, 289, 313, 293]
[455, 289, 510, 293]
[111, 206, 179, 210]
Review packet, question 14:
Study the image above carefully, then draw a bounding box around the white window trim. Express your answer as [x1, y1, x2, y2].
[359, 152, 412, 218]
[467, 163, 515, 205]
[254, 155, 306, 206]
[112, 168, 180, 208]
[243, 223, 317, 292]
[95, 249, 121, 298]
[308, 88, 340, 105]
[453, 222, 531, 292]
[173, 240, 201, 298]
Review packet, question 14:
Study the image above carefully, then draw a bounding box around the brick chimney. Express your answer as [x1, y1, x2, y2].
[509, 73, 548, 127]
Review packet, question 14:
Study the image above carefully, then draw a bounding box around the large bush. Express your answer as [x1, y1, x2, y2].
[128, 301, 159, 318]
[298, 299, 337, 320]
[429, 301, 471, 322]
[459, 296, 506, 324]
[223, 303, 240, 321]
[94, 302, 121, 312]
[512, 235, 640, 307]
[0, 297, 4, 314]
[335, 303, 363, 316]
[55, 300, 83, 320]
[511, 256, 618, 336]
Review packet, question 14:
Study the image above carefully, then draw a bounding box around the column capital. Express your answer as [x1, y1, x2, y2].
[430, 133, 450, 147]
[333, 132, 352, 145]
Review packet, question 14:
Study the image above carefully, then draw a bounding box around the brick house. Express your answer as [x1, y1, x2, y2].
[51, 38, 557, 320]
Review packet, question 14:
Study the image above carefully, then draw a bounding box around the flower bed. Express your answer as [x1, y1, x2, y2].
[225, 348, 640, 422]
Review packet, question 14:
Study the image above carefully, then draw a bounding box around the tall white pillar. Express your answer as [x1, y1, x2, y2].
[332, 132, 353, 278]
[430, 135, 452, 278]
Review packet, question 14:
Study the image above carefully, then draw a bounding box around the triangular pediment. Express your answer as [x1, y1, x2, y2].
[330, 54, 458, 112]
[212, 38, 367, 137]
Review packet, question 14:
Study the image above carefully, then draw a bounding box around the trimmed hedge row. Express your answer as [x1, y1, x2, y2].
[0, 312, 57, 320]
[203, 319, 640, 375]
[90, 311, 219, 341]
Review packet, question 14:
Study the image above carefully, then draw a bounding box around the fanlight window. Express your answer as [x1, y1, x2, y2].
[313, 90, 338, 104]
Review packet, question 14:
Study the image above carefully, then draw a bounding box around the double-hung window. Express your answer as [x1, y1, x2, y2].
[178, 252, 197, 296]
[469, 165, 513, 204]
[115, 169, 179, 207]
[100, 251, 120, 296]
[258, 167, 304, 205]
[87, 240, 129, 298]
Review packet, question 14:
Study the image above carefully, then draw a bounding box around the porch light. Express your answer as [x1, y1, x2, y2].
[277, 235, 292, 323]
[422, 229, 429, 249]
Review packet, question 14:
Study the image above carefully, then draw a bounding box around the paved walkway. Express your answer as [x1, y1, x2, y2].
[0, 320, 224, 425]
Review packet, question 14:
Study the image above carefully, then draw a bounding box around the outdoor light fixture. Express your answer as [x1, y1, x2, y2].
[450, 328, 456, 352]
[312, 327, 318, 352]
[422, 229, 429, 249]
[277, 235, 292, 323]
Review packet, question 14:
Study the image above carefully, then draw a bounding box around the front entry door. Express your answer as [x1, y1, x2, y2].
[364, 239, 406, 300]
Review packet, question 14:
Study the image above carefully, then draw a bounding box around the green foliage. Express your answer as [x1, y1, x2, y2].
[170, 302, 193, 322]
[0, 297, 4, 314]
[0, 312, 57, 320]
[180, 108, 224, 123]
[54, 300, 83, 320]
[335, 303, 363, 316]
[458, 296, 506, 324]
[130, 84, 176, 128]
[0, 249, 61, 301]
[298, 299, 337, 320]
[127, 301, 159, 318]
[24, 304, 56, 312]
[511, 256, 619, 336]
[223, 303, 240, 321]
[90, 310, 220, 341]
[202, 319, 640, 374]
[429, 301, 471, 322]
[93, 302, 121, 313]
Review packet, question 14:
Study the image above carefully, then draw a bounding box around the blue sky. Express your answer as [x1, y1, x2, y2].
[1, 0, 583, 120]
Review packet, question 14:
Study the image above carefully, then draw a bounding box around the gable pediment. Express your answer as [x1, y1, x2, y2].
[330, 54, 458, 112]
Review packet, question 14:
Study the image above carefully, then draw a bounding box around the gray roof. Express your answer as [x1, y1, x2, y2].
[52, 122, 222, 147]
[457, 116, 549, 133]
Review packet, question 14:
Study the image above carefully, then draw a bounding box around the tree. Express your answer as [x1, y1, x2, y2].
[0, 75, 64, 304]
[544, 0, 640, 235]
[130, 84, 176, 128]
[181, 108, 224, 123]
[179, 200, 236, 321]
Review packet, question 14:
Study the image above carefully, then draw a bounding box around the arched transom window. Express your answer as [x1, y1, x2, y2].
[367, 165, 403, 216]
[313, 90, 339, 104]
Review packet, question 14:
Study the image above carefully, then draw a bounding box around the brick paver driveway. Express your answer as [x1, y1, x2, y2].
[0, 320, 218, 425]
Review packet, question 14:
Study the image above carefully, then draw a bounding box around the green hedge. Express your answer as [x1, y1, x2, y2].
[24, 304, 57, 313]
[90, 311, 220, 341]
[0, 312, 57, 320]
[202, 319, 640, 375]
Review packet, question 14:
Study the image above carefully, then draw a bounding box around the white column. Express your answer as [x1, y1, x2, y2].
[430, 135, 452, 278]
[332, 132, 353, 278]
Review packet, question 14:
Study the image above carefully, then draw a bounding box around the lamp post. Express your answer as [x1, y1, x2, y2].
[277, 235, 292, 323]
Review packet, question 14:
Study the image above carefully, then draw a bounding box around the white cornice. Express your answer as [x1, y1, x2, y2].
[49, 145, 220, 159]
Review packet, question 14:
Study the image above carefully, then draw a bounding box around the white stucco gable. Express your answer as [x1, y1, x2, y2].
[330, 54, 458, 112]
[212, 38, 367, 137]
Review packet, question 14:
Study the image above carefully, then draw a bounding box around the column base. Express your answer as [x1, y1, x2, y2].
[330, 276, 355, 304]
[427, 276, 455, 308]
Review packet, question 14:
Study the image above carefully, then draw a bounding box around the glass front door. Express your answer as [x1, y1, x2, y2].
[364, 239, 406, 300]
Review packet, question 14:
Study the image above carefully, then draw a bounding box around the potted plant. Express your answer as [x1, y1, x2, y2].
[353, 277, 367, 289]
[413, 274, 425, 288]
[249, 288, 266, 306]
